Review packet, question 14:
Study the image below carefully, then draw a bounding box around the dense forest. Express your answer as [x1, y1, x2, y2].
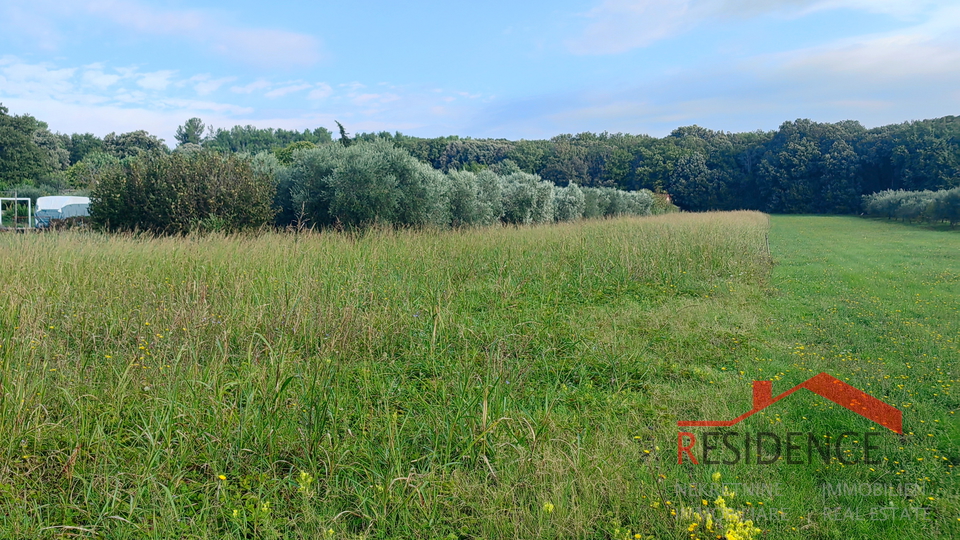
[2, 103, 959, 216]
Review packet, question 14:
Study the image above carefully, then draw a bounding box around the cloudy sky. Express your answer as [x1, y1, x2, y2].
[1, 0, 958, 145]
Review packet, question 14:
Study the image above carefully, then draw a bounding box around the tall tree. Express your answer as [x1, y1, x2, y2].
[336, 121, 352, 147]
[0, 104, 47, 189]
[175, 118, 206, 146]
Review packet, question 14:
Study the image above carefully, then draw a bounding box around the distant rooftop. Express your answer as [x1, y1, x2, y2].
[36, 196, 91, 212]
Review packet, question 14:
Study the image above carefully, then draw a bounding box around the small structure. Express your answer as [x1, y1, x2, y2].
[0, 197, 34, 229]
[35, 196, 91, 228]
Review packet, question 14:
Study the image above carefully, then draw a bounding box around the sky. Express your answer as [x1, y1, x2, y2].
[1, 0, 958, 146]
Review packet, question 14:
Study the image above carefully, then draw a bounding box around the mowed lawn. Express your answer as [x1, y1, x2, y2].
[669, 216, 960, 540]
[0, 213, 957, 539]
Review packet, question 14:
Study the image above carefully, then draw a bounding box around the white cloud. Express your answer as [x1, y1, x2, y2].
[352, 93, 401, 105]
[568, 1, 701, 55]
[113, 90, 150, 104]
[750, 5, 960, 85]
[708, 0, 934, 18]
[137, 70, 177, 91]
[568, 0, 954, 54]
[160, 99, 254, 115]
[0, 0, 323, 68]
[0, 56, 486, 142]
[308, 83, 333, 100]
[81, 66, 123, 89]
[190, 75, 237, 96]
[82, 0, 323, 67]
[0, 57, 76, 97]
[264, 83, 313, 98]
[231, 80, 272, 94]
[769, 35, 960, 82]
[479, 3, 960, 139]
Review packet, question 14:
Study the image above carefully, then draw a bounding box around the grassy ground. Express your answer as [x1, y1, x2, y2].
[663, 216, 959, 539]
[0, 213, 956, 539]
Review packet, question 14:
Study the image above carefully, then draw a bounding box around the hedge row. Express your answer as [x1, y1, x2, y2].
[862, 188, 960, 225]
[91, 141, 660, 234]
[273, 140, 654, 229]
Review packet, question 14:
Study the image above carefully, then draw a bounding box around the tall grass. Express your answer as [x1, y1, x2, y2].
[0, 213, 771, 538]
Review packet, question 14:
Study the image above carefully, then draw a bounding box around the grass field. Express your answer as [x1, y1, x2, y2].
[0, 213, 956, 539]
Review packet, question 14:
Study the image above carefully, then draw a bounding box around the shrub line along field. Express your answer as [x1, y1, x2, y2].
[0, 213, 957, 539]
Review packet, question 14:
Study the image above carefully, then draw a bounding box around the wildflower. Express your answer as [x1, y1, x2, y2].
[218, 475, 226, 480]
[543, 502, 555, 513]
[712, 471, 722, 482]
[298, 470, 315, 493]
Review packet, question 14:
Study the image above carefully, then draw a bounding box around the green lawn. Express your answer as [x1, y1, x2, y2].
[0, 214, 956, 539]
[664, 216, 959, 539]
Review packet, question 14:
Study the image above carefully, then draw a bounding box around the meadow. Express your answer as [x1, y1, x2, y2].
[0, 213, 957, 539]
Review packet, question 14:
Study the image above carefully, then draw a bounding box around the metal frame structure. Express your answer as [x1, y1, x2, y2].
[0, 197, 34, 229]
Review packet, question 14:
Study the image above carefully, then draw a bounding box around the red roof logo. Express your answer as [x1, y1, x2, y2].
[678, 372, 902, 434]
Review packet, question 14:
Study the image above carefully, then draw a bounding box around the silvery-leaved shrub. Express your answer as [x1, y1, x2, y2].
[553, 183, 585, 222]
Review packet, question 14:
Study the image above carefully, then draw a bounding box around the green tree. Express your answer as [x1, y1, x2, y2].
[66, 133, 104, 164]
[0, 104, 47, 189]
[668, 152, 717, 211]
[930, 188, 960, 226]
[175, 118, 206, 146]
[274, 140, 317, 165]
[103, 130, 168, 159]
[336, 121, 352, 148]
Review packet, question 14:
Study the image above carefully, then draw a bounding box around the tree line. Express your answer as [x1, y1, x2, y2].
[3, 102, 958, 215]
[88, 141, 661, 234]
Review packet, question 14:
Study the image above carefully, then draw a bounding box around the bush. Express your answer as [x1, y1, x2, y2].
[929, 188, 960, 226]
[286, 140, 447, 228]
[501, 171, 554, 225]
[474, 170, 503, 226]
[863, 187, 960, 225]
[446, 170, 482, 227]
[625, 189, 655, 216]
[553, 183, 585, 222]
[90, 151, 276, 233]
[274, 141, 316, 165]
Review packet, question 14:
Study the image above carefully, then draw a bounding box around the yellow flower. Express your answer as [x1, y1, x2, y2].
[218, 475, 226, 480]
[543, 502, 555, 514]
[712, 471, 722, 482]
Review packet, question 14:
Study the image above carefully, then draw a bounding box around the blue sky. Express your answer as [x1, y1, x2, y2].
[1, 0, 958, 145]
